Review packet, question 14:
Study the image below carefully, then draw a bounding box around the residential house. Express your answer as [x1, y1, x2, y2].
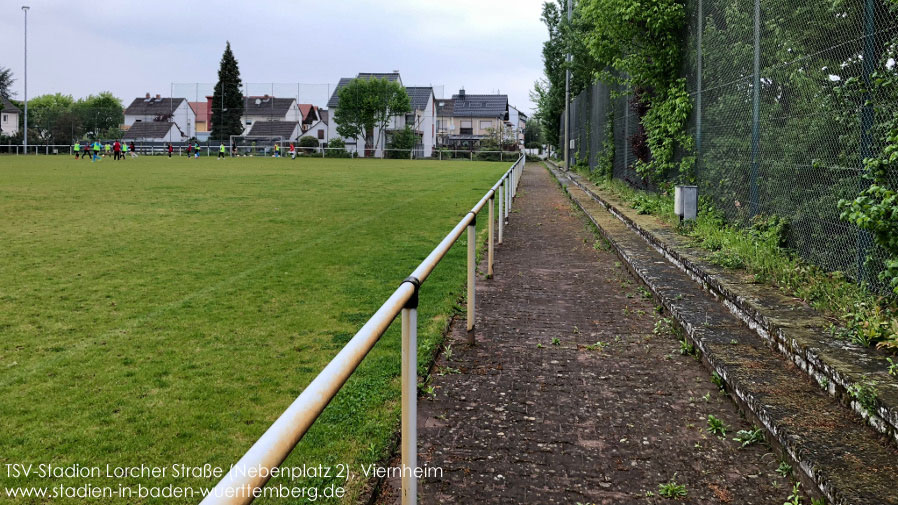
[402, 87, 436, 157]
[245, 120, 300, 141]
[241, 96, 300, 139]
[435, 98, 455, 147]
[298, 108, 328, 149]
[123, 121, 182, 142]
[0, 96, 20, 137]
[189, 101, 209, 134]
[327, 72, 405, 157]
[446, 89, 509, 150]
[507, 105, 528, 146]
[298, 104, 321, 133]
[124, 93, 194, 141]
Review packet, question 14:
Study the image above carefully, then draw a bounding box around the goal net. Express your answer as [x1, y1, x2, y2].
[228, 135, 285, 157]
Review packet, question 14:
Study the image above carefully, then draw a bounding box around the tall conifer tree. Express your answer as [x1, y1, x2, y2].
[211, 42, 245, 141]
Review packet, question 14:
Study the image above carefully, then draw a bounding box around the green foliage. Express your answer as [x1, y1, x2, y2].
[776, 461, 793, 478]
[298, 135, 319, 153]
[334, 77, 411, 152]
[210, 41, 245, 140]
[0, 65, 13, 99]
[706, 414, 727, 436]
[325, 137, 351, 158]
[579, 0, 693, 183]
[386, 126, 419, 159]
[784, 482, 802, 505]
[594, 111, 615, 181]
[658, 477, 687, 498]
[733, 427, 764, 448]
[847, 382, 878, 414]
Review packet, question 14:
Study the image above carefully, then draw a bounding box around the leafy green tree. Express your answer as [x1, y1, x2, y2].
[386, 126, 418, 158]
[524, 120, 543, 146]
[210, 42, 245, 141]
[334, 77, 411, 153]
[26, 93, 75, 141]
[325, 137, 351, 158]
[0, 66, 13, 100]
[74, 92, 123, 138]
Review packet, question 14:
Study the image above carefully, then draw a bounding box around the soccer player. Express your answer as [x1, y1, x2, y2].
[129, 141, 138, 158]
[121, 141, 128, 160]
[168, 143, 173, 158]
[218, 142, 226, 159]
[92, 141, 101, 161]
[113, 140, 121, 160]
[74, 141, 81, 159]
[194, 141, 200, 159]
[104, 142, 111, 157]
[289, 143, 296, 159]
[274, 143, 281, 158]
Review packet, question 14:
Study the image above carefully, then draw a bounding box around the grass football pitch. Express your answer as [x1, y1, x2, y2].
[0, 155, 509, 503]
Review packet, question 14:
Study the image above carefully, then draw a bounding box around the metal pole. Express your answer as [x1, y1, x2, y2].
[749, 0, 761, 217]
[498, 181, 504, 244]
[22, 6, 29, 155]
[696, 0, 703, 172]
[400, 300, 418, 505]
[563, 0, 572, 170]
[858, 0, 876, 284]
[488, 197, 495, 277]
[466, 216, 476, 344]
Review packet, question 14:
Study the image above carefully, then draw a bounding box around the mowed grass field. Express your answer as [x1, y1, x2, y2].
[0, 155, 509, 503]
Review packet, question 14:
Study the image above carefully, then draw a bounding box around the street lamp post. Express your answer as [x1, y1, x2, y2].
[22, 5, 30, 155]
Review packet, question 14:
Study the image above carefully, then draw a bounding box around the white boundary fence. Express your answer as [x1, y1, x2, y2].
[0, 145, 524, 161]
[198, 155, 525, 505]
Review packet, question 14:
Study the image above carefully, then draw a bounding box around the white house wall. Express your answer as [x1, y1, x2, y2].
[1, 111, 18, 136]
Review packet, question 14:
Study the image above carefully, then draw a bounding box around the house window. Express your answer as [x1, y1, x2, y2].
[460, 120, 473, 135]
[480, 120, 493, 130]
[2, 114, 6, 123]
[318, 129, 324, 140]
[246, 120, 252, 126]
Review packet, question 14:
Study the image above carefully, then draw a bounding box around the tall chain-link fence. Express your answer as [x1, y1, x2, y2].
[568, 0, 898, 293]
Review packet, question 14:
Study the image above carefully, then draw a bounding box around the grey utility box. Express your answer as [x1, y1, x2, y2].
[674, 185, 698, 221]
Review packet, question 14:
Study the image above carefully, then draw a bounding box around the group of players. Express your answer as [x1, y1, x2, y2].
[73, 140, 137, 161]
[72, 141, 302, 161]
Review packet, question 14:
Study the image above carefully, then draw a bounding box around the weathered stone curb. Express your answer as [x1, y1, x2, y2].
[552, 163, 898, 444]
[546, 161, 898, 505]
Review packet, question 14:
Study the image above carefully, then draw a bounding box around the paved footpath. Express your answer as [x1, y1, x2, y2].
[378, 164, 809, 504]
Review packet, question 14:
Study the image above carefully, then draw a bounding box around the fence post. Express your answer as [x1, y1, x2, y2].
[488, 197, 495, 277]
[749, 0, 761, 218]
[696, 0, 703, 171]
[400, 277, 420, 505]
[857, 0, 877, 285]
[466, 214, 476, 345]
[498, 181, 504, 244]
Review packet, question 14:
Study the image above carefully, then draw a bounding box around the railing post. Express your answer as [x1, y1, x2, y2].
[466, 214, 476, 345]
[505, 176, 510, 222]
[498, 182, 504, 244]
[488, 197, 494, 277]
[400, 277, 420, 505]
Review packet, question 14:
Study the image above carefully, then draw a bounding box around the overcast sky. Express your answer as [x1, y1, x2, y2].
[0, 0, 547, 114]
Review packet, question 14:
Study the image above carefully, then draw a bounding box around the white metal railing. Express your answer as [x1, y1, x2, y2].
[0, 144, 524, 161]
[199, 155, 525, 505]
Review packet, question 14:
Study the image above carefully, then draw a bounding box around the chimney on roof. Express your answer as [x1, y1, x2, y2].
[145, 92, 151, 99]
[155, 94, 161, 100]
[459, 88, 465, 98]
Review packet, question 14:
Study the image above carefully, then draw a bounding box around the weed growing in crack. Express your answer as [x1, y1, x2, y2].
[537, 343, 544, 349]
[784, 482, 802, 505]
[702, 392, 711, 402]
[776, 461, 792, 478]
[679, 336, 696, 356]
[658, 476, 687, 498]
[816, 375, 829, 390]
[848, 382, 878, 414]
[638, 286, 653, 300]
[654, 317, 673, 336]
[707, 414, 728, 437]
[551, 337, 561, 346]
[443, 344, 453, 361]
[733, 427, 764, 448]
[584, 341, 608, 351]
[711, 372, 726, 391]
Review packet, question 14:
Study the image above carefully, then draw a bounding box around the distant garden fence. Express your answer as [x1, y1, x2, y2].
[567, 0, 898, 294]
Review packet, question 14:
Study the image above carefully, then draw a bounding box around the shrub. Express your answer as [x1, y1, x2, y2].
[324, 138, 351, 158]
[298, 136, 319, 154]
